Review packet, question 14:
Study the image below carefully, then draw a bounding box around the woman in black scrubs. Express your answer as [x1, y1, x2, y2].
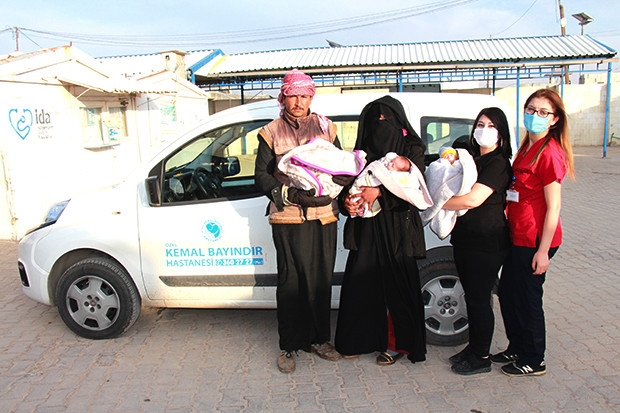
[443, 107, 513, 375]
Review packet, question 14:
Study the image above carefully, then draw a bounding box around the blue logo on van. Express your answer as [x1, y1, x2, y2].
[202, 220, 222, 241]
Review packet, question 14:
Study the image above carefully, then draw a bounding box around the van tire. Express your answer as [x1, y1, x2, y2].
[55, 257, 141, 339]
[419, 258, 469, 347]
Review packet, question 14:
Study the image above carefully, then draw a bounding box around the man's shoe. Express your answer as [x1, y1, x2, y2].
[449, 346, 471, 365]
[451, 357, 491, 375]
[501, 361, 546, 377]
[490, 350, 518, 364]
[311, 342, 342, 361]
[277, 351, 296, 373]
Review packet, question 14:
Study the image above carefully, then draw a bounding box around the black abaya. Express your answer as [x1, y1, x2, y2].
[335, 210, 426, 361]
[335, 95, 427, 362]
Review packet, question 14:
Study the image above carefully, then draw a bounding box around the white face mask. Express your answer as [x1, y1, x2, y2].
[473, 127, 499, 148]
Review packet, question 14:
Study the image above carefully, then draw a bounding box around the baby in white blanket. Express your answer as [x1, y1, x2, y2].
[420, 146, 477, 239]
[350, 152, 432, 218]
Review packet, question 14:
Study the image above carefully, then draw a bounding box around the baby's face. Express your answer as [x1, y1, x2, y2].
[442, 153, 457, 163]
[388, 156, 410, 171]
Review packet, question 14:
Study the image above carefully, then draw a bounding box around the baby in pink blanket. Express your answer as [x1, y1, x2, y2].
[278, 138, 366, 198]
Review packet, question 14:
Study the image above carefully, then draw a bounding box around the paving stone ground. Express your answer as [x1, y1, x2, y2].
[1, 146, 619, 412]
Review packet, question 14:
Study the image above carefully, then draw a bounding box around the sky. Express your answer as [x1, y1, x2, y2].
[1, 0, 619, 62]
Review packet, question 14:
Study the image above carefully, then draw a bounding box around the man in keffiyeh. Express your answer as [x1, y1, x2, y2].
[255, 69, 348, 373]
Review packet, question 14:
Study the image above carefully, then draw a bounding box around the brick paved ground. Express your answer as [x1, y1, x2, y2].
[1, 146, 619, 412]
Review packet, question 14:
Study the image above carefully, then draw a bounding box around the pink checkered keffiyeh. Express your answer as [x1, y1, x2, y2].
[278, 69, 329, 134]
[278, 69, 316, 99]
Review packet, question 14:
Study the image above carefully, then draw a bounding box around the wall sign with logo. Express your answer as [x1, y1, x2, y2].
[8, 108, 55, 141]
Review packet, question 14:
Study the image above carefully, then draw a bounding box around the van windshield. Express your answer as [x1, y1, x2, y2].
[166, 136, 216, 170]
[161, 120, 270, 203]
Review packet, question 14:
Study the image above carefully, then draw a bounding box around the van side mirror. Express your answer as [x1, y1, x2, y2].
[146, 176, 162, 206]
[214, 156, 241, 177]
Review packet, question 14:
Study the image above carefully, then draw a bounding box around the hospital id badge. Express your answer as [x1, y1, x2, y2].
[506, 189, 519, 202]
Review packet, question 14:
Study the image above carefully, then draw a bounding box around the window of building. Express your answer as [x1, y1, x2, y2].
[80, 104, 128, 148]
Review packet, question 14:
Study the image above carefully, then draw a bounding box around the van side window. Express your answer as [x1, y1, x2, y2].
[421, 116, 473, 162]
[161, 120, 270, 203]
[330, 116, 359, 151]
[159, 116, 361, 204]
[333, 116, 474, 164]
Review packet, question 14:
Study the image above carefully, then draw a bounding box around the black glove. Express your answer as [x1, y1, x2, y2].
[332, 174, 356, 186]
[270, 186, 285, 211]
[286, 187, 332, 207]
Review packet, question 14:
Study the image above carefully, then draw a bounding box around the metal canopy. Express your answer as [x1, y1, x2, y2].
[196, 65, 605, 91]
[189, 34, 617, 157]
[192, 35, 617, 92]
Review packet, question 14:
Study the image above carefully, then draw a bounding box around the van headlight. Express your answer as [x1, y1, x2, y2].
[23, 200, 71, 236]
[44, 200, 70, 224]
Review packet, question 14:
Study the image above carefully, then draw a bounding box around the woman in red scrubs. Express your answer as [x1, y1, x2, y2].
[493, 88, 575, 376]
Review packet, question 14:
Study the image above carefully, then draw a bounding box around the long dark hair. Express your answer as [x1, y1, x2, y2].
[470, 106, 512, 160]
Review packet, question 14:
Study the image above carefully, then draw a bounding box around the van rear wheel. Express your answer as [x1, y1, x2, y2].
[419, 258, 468, 346]
[55, 257, 141, 339]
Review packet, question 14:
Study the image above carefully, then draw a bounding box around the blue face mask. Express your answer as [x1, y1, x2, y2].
[523, 113, 549, 134]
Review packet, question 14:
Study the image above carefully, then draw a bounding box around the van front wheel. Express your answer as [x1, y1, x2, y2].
[55, 257, 141, 339]
[419, 259, 468, 346]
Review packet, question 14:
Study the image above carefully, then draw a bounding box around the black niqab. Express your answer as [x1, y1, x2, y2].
[355, 95, 425, 173]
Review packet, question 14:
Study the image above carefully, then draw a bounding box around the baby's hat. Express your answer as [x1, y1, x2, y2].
[439, 146, 457, 158]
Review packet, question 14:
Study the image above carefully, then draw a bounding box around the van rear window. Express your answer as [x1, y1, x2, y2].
[333, 115, 473, 158]
[421, 116, 473, 156]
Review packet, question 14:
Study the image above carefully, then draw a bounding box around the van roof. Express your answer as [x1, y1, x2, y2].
[206, 91, 506, 120]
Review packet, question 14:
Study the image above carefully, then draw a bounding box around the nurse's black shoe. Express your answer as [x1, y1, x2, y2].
[448, 346, 471, 365]
[501, 361, 546, 377]
[451, 355, 491, 375]
[490, 350, 518, 364]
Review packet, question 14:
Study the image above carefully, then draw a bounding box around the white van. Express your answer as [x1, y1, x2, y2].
[17, 92, 514, 346]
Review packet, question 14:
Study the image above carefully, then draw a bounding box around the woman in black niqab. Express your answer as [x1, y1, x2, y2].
[335, 95, 427, 363]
